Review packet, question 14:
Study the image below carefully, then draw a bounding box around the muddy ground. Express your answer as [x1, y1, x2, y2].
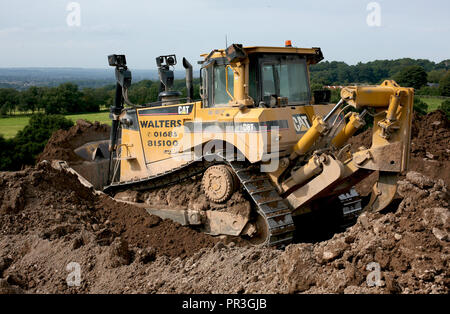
[0, 112, 448, 294]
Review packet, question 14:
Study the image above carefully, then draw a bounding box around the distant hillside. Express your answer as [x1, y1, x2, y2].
[0, 67, 162, 90]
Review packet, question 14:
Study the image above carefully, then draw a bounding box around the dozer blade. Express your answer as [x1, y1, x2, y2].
[71, 139, 111, 190]
[364, 171, 398, 212]
[74, 140, 110, 161]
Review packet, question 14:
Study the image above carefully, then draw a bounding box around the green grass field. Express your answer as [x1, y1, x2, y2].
[64, 111, 111, 125]
[417, 96, 446, 111]
[0, 111, 111, 139]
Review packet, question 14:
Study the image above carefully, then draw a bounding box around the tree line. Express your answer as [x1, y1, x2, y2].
[0, 79, 201, 116]
[310, 58, 450, 97]
[0, 83, 112, 116]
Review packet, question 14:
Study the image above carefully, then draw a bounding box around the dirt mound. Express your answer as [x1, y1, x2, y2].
[0, 163, 220, 293]
[128, 171, 447, 294]
[410, 110, 450, 161]
[95, 195, 219, 259]
[1, 167, 447, 293]
[0, 163, 218, 257]
[409, 110, 450, 188]
[350, 110, 450, 196]
[279, 171, 449, 294]
[37, 120, 110, 164]
[0, 162, 95, 236]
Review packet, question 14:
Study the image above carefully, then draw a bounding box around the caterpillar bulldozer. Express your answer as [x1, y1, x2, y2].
[59, 42, 414, 246]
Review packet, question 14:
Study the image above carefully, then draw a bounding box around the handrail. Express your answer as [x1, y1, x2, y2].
[225, 65, 235, 102]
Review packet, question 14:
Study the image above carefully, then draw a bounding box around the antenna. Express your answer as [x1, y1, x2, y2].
[225, 35, 228, 48]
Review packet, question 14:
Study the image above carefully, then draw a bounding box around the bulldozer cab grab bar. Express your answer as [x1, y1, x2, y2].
[225, 65, 235, 102]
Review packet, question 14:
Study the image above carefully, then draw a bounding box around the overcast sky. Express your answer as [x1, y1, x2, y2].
[0, 0, 448, 69]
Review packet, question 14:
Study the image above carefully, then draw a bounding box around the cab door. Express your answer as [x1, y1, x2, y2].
[196, 64, 241, 152]
[198, 63, 240, 121]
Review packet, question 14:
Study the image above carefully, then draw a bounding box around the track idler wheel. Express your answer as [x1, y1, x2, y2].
[202, 165, 238, 203]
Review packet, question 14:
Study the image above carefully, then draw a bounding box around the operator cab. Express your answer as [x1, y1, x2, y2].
[199, 42, 324, 108]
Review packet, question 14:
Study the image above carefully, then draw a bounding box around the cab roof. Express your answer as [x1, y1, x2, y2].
[200, 45, 324, 65]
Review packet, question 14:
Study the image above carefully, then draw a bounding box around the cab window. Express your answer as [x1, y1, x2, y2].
[261, 58, 309, 104]
[213, 65, 234, 106]
[200, 65, 214, 108]
[249, 54, 310, 106]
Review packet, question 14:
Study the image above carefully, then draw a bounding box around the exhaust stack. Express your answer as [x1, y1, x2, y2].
[183, 57, 194, 102]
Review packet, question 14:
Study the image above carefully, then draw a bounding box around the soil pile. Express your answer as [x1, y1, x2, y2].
[0, 163, 218, 293]
[37, 120, 110, 164]
[279, 171, 449, 294]
[409, 110, 450, 187]
[136, 171, 448, 294]
[0, 166, 447, 293]
[349, 110, 450, 196]
[410, 110, 449, 161]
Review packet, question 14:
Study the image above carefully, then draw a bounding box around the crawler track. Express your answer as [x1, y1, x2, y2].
[104, 154, 295, 246]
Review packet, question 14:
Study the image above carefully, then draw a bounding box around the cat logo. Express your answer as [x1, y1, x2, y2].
[178, 105, 190, 115]
[292, 114, 311, 134]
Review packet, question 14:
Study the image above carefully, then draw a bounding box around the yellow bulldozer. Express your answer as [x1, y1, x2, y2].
[62, 42, 414, 246]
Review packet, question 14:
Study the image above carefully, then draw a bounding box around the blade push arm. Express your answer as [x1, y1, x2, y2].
[277, 80, 414, 214]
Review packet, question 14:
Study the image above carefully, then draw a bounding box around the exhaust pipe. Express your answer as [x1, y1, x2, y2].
[110, 82, 123, 152]
[183, 57, 194, 102]
[107, 54, 131, 184]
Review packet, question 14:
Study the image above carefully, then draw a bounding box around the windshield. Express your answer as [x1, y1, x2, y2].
[256, 55, 310, 105]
